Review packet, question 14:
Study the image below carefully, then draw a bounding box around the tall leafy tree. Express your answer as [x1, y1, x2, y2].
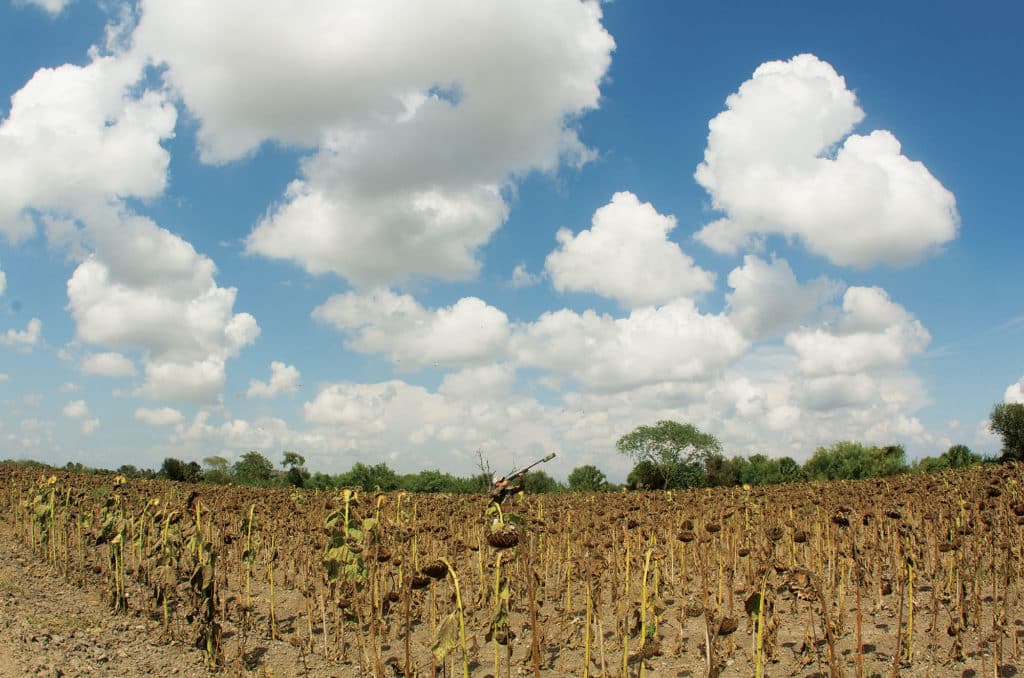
[617, 420, 722, 490]
[990, 402, 1024, 462]
[522, 470, 563, 494]
[804, 441, 908, 480]
[567, 465, 608, 492]
[233, 451, 275, 486]
[281, 451, 310, 487]
[627, 459, 664, 490]
[161, 457, 202, 483]
[703, 453, 744, 487]
[202, 455, 232, 484]
[339, 462, 401, 492]
[941, 444, 981, 468]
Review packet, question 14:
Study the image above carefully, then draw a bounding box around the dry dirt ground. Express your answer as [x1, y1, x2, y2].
[0, 518, 358, 678]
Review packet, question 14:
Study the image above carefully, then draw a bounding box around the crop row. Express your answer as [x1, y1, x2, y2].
[3, 461, 1024, 676]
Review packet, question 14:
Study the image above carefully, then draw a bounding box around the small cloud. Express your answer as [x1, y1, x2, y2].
[13, 0, 74, 16]
[1, 318, 42, 349]
[58, 382, 79, 393]
[0, 373, 8, 383]
[81, 352, 137, 378]
[510, 263, 540, 288]
[1005, 376, 1024, 404]
[545, 192, 714, 306]
[247, 361, 301, 398]
[135, 407, 185, 426]
[62, 399, 90, 419]
[81, 418, 100, 435]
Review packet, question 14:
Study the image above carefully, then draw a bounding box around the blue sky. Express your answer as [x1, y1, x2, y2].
[1, 0, 1021, 480]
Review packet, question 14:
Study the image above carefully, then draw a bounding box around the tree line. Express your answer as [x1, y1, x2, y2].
[9, 402, 1021, 494]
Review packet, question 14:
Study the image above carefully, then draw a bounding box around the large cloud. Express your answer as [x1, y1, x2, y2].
[545, 191, 715, 306]
[785, 286, 930, 375]
[130, 0, 613, 284]
[66, 207, 260, 404]
[726, 255, 842, 340]
[0, 40, 256, 405]
[511, 299, 748, 391]
[301, 379, 568, 473]
[694, 54, 958, 267]
[0, 53, 175, 241]
[313, 289, 510, 369]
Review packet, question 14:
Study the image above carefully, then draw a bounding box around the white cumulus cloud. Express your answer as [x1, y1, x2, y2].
[62, 399, 89, 419]
[545, 191, 715, 307]
[0, 40, 254, 406]
[726, 255, 842, 340]
[14, 0, 74, 16]
[512, 299, 748, 391]
[80, 351, 137, 377]
[510, 263, 540, 289]
[247, 361, 301, 398]
[1006, 377, 1024, 404]
[695, 54, 958, 267]
[1, 318, 41, 348]
[313, 289, 510, 369]
[129, 0, 614, 285]
[135, 407, 185, 426]
[66, 208, 259, 404]
[785, 286, 930, 375]
[439, 364, 516, 401]
[0, 53, 175, 241]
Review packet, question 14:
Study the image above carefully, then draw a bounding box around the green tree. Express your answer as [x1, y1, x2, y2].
[804, 442, 908, 481]
[627, 459, 664, 490]
[306, 472, 337, 490]
[616, 420, 722, 490]
[233, 451, 275, 486]
[521, 470, 563, 494]
[667, 460, 707, 489]
[990, 402, 1024, 462]
[202, 455, 232, 484]
[940, 444, 980, 468]
[116, 464, 142, 478]
[739, 454, 774, 485]
[160, 457, 202, 483]
[775, 456, 805, 483]
[338, 462, 401, 492]
[703, 453, 744, 487]
[870, 445, 908, 477]
[468, 472, 494, 493]
[281, 451, 310, 488]
[567, 465, 608, 492]
[403, 470, 483, 493]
